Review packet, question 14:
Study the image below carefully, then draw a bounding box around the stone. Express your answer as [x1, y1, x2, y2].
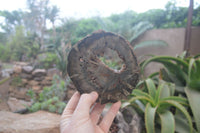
[28, 80, 39, 86]
[45, 76, 53, 81]
[1, 69, 13, 78]
[20, 73, 33, 80]
[0, 111, 60, 133]
[7, 97, 32, 112]
[32, 85, 42, 91]
[13, 65, 22, 74]
[47, 68, 60, 77]
[9, 87, 30, 101]
[34, 76, 45, 81]
[41, 79, 52, 86]
[14, 62, 29, 66]
[22, 79, 28, 85]
[32, 69, 46, 77]
[22, 66, 34, 74]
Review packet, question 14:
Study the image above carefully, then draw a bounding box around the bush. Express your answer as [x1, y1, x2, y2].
[37, 52, 59, 69]
[27, 75, 67, 114]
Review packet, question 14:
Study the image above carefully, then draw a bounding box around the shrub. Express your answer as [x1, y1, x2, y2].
[27, 75, 67, 114]
[131, 52, 200, 132]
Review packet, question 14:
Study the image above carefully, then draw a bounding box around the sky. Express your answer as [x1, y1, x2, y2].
[0, 0, 190, 19]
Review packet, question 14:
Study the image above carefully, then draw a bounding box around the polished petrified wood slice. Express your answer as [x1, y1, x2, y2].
[67, 30, 139, 104]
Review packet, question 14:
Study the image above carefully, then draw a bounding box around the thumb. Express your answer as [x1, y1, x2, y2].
[74, 91, 98, 115]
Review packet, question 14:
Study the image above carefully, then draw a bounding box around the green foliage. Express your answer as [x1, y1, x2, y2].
[71, 18, 102, 45]
[140, 52, 200, 132]
[0, 26, 40, 62]
[10, 76, 22, 86]
[27, 75, 67, 114]
[123, 79, 193, 133]
[38, 52, 58, 69]
[99, 57, 122, 71]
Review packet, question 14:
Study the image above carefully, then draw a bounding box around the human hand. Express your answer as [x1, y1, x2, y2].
[60, 91, 121, 133]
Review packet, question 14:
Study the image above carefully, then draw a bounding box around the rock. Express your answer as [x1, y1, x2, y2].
[0, 111, 60, 133]
[22, 66, 34, 74]
[20, 73, 33, 80]
[47, 68, 60, 77]
[28, 80, 39, 86]
[9, 87, 30, 101]
[22, 79, 28, 85]
[32, 69, 46, 77]
[45, 76, 53, 81]
[1, 69, 13, 78]
[32, 85, 42, 91]
[41, 79, 52, 86]
[7, 97, 31, 112]
[34, 76, 45, 81]
[14, 62, 29, 66]
[13, 65, 22, 74]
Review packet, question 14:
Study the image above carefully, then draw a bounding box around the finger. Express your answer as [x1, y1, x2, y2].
[61, 91, 80, 118]
[90, 103, 105, 124]
[74, 91, 98, 116]
[99, 101, 121, 133]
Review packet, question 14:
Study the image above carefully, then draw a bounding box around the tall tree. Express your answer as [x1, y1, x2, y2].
[25, 0, 50, 50]
[46, 5, 59, 43]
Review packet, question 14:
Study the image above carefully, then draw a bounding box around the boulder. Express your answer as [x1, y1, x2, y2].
[32, 69, 46, 77]
[20, 73, 33, 80]
[7, 97, 31, 112]
[34, 76, 45, 81]
[9, 87, 30, 101]
[14, 62, 29, 66]
[41, 79, 52, 86]
[0, 111, 60, 133]
[1, 69, 13, 78]
[13, 66, 22, 74]
[21, 79, 28, 85]
[32, 85, 42, 91]
[28, 80, 39, 86]
[22, 66, 34, 74]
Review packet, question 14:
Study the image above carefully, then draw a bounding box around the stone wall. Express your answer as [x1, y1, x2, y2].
[7, 62, 60, 112]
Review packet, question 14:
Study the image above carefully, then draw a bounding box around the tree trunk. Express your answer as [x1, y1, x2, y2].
[67, 30, 139, 104]
[184, 0, 193, 56]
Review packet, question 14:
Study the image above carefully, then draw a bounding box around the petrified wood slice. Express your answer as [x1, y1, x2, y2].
[67, 30, 139, 104]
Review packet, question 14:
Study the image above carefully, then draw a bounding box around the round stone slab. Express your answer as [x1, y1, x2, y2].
[67, 30, 139, 104]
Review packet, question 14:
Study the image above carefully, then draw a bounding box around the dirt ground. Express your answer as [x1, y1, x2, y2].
[0, 79, 10, 111]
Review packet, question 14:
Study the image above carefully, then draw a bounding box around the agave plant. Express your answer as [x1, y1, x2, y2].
[123, 78, 193, 133]
[140, 52, 200, 132]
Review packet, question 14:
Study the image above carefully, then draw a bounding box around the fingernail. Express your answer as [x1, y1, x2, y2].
[91, 91, 98, 98]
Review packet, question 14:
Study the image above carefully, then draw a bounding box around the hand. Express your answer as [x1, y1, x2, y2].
[60, 91, 121, 133]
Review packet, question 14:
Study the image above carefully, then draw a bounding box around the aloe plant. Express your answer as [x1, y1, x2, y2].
[123, 79, 193, 133]
[141, 53, 200, 132]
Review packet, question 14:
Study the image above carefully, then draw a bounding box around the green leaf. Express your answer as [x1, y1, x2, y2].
[128, 96, 154, 106]
[159, 82, 171, 99]
[133, 40, 168, 50]
[148, 72, 159, 79]
[158, 111, 175, 133]
[161, 96, 188, 106]
[154, 83, 164, 105]
[159, 100, 193, 133]
[185, 87, 200, 132]
[141, 56, 188, 74]
[145, 103, 157, 133]
[145, 79, 156, 99]
[188, 59, 200, 90]
[175, 115, 191, 133]
[132, 89, 151, 99]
